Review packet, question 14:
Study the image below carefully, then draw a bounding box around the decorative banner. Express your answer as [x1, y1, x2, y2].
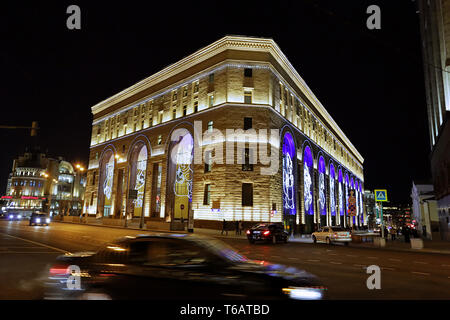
[330, 163, 336, 216]
[282, 133, 296, 215]
[103, 157, 114, 201]
[133, 146, 148, 217]
[318, 156, 326, 216]
[345, 173, 349, 216]
[348, 189, 357, 216]
[173, 133, 193, 219]
[303, 145, 314, 215]
[338, 168, 343, 216]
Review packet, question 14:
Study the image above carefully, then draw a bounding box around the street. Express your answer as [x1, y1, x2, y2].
[0, 220, 449, 300]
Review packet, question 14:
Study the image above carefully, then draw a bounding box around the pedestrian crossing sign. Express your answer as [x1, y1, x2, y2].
[374, 189, 388, 202]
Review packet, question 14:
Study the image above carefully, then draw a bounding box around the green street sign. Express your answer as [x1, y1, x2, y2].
[374, 189, 388, 202]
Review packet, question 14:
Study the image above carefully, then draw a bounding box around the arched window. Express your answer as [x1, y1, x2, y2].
[128, 142, 148, 218]
[98, 149, 115, 217]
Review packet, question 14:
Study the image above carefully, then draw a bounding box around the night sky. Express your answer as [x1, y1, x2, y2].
[0, 0, 430, 204]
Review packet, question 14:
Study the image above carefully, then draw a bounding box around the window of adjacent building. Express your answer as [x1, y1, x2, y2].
[194, 101, 198, 113]
[183, 86, 188, 97]
[244, 68, 252, 77]
[158, 111, 163, 123]
[207, 121, 213, 132]
[149, 117, 153, 126]
[208, 94, 214, 107]
[203, 184, 211, 205]
[244, 117, 252, 130]
[183, 105, 187, 116]
[158, 135, 162, 145]
[172, 108, 177, 119]
[193, 82, 199, 93]
[242, 148, 254, 171]
[244, 91, 252, 104]
[209, 73, 214, 83]
[242, 183, 253, 207]
[172, 91, 177, 101]
[204, 151, 212, 173]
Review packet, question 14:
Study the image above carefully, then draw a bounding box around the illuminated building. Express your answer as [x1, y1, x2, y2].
[411, 181, 439, 239]
[2, 147, 86, 217]
[417, 0, 450, 240]
[85, 36, 364, 233]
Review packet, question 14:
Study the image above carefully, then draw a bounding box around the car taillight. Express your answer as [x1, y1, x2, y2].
[263, 230, 270, 236]
[246, 230, 251, 235]
[49, 264, 70, 275]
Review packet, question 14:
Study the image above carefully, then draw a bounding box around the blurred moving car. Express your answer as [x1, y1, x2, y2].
[44, 234, 325, 300]
[312, 226, 352, 245]
[29, 212, 50, 226]
[246, 223, 289, 244]
[8, 213, 23, 221]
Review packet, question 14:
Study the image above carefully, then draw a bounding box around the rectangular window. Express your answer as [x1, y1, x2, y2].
[203, 184, 211, 205]
[194, 101, 198, 113]
[204, 151, 212, 173]
[151, 163, 162, 216]
[172, 108, 177, 119]
[208, 95, 214, 107]
[242, 183, 253, 206]
[158, 111, 163, 123]
[183, 86, 188, 97]
[242, 148, 254, 171]
[194, 81, 199, 93]
[90, 193, 94, 206]
[183, 105, 187, 116]
[172, 91, 177, 101]
[244, 117, 252, 130]
[158, 135, 162, 145]
[244, 91, 252, 104]
[209, 73, 214, 83]
[93, 171, 97, 185]
[244, 68, 252, 77]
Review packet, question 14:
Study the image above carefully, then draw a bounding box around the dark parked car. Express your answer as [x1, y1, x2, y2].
[29, 213, 50, 226]
[246, 223, 289, 244]
[43, 234, 325, 300]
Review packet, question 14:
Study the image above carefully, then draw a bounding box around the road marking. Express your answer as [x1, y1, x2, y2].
[413, 261, 428, 264]
[0, 232, 69, 253]
[330, 261, 342, 265]
[411, 271, 430, 276]
[381, 267, 395, 271]
[272, 255, 281, 258]
[288, 257, 299, 260]
[389, 258, 401, 262]
[306, 259, 320, 262]
[346, 254, 357, 257]
[441, 264, 450, 267]
[353, 264, 365, 267]
[329, 253, 338, 256]
[367, 256, 378, 259]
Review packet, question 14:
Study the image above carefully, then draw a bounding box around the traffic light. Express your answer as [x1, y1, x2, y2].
[31, 121, 38, 136]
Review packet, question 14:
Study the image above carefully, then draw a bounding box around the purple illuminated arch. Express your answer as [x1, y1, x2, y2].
[318, 156, 326, 216]
[330, 162, 336, 216]
[338, 168, 343, 216]
[282, 132, 296, 215]
[303, 145, 314, 216]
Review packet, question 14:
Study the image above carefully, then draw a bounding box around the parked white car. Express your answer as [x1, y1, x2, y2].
[312, 227, 352, 245]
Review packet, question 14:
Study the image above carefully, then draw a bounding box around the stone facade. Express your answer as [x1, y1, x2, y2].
[84, 36, 365, 233]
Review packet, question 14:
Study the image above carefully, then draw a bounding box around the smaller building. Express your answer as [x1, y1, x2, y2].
[2, 147, 87, 217]
[411, 181, 439, 240]
[363, 190, 376, 229]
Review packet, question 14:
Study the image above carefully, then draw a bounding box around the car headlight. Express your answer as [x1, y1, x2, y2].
[36, 218, 41, 223]
[46, 218, 50, 223]
[282, 287, 324, 300]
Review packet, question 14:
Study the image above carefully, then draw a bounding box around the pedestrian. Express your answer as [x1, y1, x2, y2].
[390, 227, 396, 241]
[235, 220, 239, 235]
[238, 220, 243, 235]
[403, 226, 410, 243]
[221, 219, 228, 236]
